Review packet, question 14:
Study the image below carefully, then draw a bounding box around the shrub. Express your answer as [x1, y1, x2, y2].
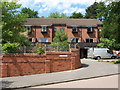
[2, 42, 20, 53]
[114, 59, 120, 64]
[35, 45, 45, 54]
[51, 29, 68, 47]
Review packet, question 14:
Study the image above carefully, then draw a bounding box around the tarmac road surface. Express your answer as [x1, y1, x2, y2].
[24, 74, 119, 89]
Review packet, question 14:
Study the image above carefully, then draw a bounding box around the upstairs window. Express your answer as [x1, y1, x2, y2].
[39, 38, 48, 42]
[86, 38, 93, 43]
[87, 27, 93, 33]
[53, 28, 57, 32]
[60, 28, 65, 31]
[71, 38, 79, 43]
[41, 26, 47, 33]
[72, 27, 78, 33]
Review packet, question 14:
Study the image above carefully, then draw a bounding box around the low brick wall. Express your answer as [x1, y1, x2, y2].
[0, 49, 81, 77]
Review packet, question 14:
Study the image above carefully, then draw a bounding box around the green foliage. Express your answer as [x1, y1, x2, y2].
[96, 2, 106, 21]
[1, 1, 31, 52]
[35, 45, 45, 54]
[114, 59, 120, 64]
[85, 2, 98, 19]
[86, 1, 120, 50]
[97, 1, 120, 49]
[69, 12, 84, 19]
[21, 7, 39, 18]
[28, 29, 32, 35]
[51, 29, 68, 46]
[2, 42, 20, 53]
[85, 2, 106, 19]
[97, 38, 116, 50]
[48, 12, 67, 18]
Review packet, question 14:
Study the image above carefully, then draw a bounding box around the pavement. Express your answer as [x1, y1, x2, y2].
[1, 59, 119, 89]
[21, 74, 119, 89]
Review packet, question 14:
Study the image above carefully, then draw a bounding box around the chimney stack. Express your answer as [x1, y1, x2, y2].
[41, 16, 44, 19]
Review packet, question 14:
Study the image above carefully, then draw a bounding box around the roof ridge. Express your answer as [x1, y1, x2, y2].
[25, 18, 102, 26]
[26, 18, 99, 20]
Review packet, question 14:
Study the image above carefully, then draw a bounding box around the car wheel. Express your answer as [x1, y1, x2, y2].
[96, 56, 101, 60]
[111, 56, 116, 59]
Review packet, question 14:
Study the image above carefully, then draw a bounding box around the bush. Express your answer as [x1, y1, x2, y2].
[114, 59, 120, 64]
[36, 45, 45, 54]
[2, 42, 20, 53]
[51, 29, 69, 48]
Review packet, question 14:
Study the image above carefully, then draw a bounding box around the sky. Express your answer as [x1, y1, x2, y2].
[17, 0, 102, 17]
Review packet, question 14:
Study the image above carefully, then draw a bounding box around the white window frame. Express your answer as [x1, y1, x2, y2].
[87, 27, 93, 32]
[72, 27, 78, 32]
[54, 28, 57, 32]
[41, 26, 47, 32]
[71, 38, 79, 43]
[39, 38, 48, 42]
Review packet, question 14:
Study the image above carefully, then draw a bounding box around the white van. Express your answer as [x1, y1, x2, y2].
[87, 48, 116, 60]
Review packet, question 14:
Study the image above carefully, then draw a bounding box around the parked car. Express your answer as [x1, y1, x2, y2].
[87, 48, 116, 60]
[116, 52, 120, 58]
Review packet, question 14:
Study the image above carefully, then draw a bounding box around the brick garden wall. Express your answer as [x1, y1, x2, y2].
[0, 49, 81, 77]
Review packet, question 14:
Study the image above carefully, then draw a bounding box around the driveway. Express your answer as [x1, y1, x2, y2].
[1, 59, 119, 89]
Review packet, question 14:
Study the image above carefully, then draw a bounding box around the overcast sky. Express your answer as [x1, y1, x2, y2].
[18, 0, 102, 17]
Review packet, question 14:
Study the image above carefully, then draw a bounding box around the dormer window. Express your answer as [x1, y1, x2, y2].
[72, 27, 78, 33]
[41, 26, 47, 33]
[87, 27, 93, 33]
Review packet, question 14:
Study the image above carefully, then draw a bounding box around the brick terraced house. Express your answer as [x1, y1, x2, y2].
[24, 18, 102, 58]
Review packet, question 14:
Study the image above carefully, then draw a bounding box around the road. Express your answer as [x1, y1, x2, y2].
[18, 74, 119, 89]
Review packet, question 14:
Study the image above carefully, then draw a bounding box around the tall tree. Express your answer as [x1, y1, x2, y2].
[1, 1, 31, 52]
[85, 2, 106, 19]
[21, 7, 39, 18]
[97, 38, 116, 50]
[69, 12, 84, 19]
[51, 29, 68, 46]
[97, 1, 120, 50]
[85, 2, 98, 19]
[48, 12, 67, 18]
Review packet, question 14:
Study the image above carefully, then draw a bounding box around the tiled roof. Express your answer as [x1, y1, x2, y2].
[25, 18, 102, 26]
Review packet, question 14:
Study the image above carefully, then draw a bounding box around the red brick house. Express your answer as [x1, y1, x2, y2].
[24, 18, 102, 58]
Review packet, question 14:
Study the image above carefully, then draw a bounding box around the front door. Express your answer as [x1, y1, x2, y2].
[80, 49, 88, 58]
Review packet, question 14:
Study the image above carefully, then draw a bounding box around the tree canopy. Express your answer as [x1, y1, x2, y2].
[85, 2, 106, 20]
[97, 1, 120, 50]
[47, 12, 67, 18]
[69, 12, 84, 19]
[51, 29, 68, 46]
[21, 7, 39, 18]
[1, 1, 31, 52]
[85, 2, 98, 19]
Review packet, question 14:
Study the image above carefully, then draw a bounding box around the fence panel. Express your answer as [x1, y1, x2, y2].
[3, 44, 79, 53]
[45, 45, 69, 52]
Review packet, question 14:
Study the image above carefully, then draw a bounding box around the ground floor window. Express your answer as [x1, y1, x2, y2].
[39, 38, 48, 42]
[86, 38, 93, 43]
[71, 38, 79, 43]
